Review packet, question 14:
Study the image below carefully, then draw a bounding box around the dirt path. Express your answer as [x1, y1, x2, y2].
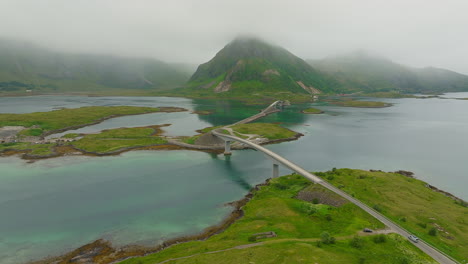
[155, 230, 394, 264]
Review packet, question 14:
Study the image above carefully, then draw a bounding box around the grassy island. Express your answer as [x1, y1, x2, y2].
[71, 127, 168, 154]
[181, 123, 299, 146]
[302, 107, 324, 114]
[228, 123, 298, 140]
[116, 171, 452, 264]
[0, 106, 185, 136]
[332, 99, 390, 108]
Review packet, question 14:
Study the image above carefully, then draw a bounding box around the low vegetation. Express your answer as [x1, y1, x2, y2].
[0, 106, 164, 135]
[302, 107, 324, 114]
[362, 92, 418, 98]
[0, 142, 56, 156]
[121, 175, 435, 264]
[229, 123, 297, 140]
[316, 169, 468, 262]
[71, 127, 167, 154]
[332, 99, 390, 108]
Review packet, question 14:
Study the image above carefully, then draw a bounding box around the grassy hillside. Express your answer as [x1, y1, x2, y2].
[308, 51, 468, 94]
[0, 39, 191, 93]
[318, 169, 467, 262]
[184, 37, 336, 98]
[117, 175, 436, 264]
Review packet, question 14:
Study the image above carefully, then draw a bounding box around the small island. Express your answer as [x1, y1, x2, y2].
[0, 106, 187, 159]
[178, 123, 302, 149]
[301, 107, 324, 114]
[331, 99, 391, 108]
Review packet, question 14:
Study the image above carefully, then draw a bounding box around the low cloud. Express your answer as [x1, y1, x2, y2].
[1, 0, 467, 73]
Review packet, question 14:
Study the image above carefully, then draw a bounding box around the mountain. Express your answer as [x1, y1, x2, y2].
[0, 39, 191, 93]
[186, 37, 334, 96]
[308, 51, 468, 94]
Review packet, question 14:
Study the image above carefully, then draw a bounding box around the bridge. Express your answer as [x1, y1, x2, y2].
[211, 102, 458, 264]
[233, 100, 287, 125]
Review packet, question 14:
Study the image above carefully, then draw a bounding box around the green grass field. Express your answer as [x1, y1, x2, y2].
[229, 123, 297, 140]
[318, 169, 467, 262]
[71, 127, 167, 154]
[0, 106, 162, 135]
[120, 174, 438, 264]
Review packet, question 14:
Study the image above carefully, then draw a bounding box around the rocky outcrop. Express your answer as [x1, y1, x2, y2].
[296, 81, 321, 94]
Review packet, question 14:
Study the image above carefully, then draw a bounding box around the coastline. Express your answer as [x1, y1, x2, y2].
[30, 180, 271, 264]
[29, 169, 467, 264]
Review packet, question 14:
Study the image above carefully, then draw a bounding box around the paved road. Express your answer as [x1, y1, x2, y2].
[212, 130, 458, 264]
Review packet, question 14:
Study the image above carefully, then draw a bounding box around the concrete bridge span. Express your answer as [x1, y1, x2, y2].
[211, 104, 458, 264]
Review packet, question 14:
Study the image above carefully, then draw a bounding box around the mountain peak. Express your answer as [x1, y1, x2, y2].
[187, 38, 331, 95]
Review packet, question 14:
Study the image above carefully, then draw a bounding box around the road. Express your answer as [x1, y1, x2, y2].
[212, 129, 458, 264]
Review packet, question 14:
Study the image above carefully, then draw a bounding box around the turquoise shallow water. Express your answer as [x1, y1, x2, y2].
[0, 94, 467, 263]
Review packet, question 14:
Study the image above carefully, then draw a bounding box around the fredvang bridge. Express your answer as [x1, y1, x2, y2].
[211, 101, 458, 264]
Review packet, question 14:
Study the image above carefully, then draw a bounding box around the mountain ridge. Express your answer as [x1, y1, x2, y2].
[0, 38, 192, 93]
[308, 51, 468, 93]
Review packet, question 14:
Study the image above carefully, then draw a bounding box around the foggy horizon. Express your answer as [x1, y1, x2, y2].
[1, 0, 467, 74]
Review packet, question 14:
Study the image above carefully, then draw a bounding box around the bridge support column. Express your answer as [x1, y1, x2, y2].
[272, 163, 279, 178]
[224, 141, 232, 156]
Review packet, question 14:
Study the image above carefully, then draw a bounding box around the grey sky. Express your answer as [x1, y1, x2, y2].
[1, 0, 467, 74]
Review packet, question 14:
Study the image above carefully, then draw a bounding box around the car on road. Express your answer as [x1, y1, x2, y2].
[363, 228, 373, 233]
[408, 235, 419, 243]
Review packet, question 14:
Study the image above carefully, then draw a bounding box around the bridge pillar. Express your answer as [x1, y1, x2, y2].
[224, 140, 232, 156]
[272, 163, 279, 178]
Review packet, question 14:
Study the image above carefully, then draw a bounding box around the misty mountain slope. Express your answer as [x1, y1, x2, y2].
[187, 37, 335, 95]
[308, 52, 468, 93]
[0, 39, 192, 92]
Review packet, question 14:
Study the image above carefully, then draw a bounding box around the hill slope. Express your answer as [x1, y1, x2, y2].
[0, 39, 191, 93]
[308, 51, 468, 94]
[186, 37, 334, 97]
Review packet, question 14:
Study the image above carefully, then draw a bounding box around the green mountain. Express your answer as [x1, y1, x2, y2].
[308, 51, 468, 94]
[0, 39, 191, 93]
[186, 37, 334, 96]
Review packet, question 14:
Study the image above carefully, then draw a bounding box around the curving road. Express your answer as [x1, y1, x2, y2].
[211, 129, 458, 264]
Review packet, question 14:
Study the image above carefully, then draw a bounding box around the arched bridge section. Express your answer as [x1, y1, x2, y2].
[233, 100, 287, 125]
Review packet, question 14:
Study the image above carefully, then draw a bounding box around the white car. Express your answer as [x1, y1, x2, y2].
[408, 235, 419, 243]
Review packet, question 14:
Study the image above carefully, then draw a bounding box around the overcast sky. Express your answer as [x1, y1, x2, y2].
[1, 0, 467, 74]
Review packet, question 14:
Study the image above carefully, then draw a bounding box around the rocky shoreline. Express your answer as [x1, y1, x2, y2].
[30, 180, 271, 264]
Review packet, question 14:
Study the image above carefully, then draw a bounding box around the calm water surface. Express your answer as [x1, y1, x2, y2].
[0, 94, 467, 263]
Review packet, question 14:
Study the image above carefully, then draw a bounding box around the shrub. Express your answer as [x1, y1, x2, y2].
[428, 227, 437, 236]
[325, 214, 333, 221]
[400, 217, 407, 222]
[373, 234, 387, 243]
[350, 235, 363, 249]
[320, 231, 336, 244]
[248, 235, 257, 242]
[372, 204, 382, 212]
[417, 222, 427, 229]
[312, 198, 319, 204]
